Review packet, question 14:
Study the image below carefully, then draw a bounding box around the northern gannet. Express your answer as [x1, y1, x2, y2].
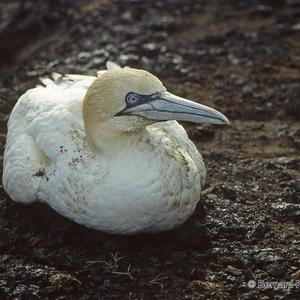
[2, 62, 228, 234]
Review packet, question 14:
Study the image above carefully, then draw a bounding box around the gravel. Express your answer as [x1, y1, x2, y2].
[0, 0, 299, 299]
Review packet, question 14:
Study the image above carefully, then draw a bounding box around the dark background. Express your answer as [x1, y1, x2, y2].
[0, 0, 300, 299]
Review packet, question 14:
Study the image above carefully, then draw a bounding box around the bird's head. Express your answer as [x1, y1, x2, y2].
[83, 65, 229, 150]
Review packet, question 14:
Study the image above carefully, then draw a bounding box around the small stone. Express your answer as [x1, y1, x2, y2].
[272, 202, 300, 221]
[12, 284, 27, 298]
[221, 185, 237, 201]
[285, 84, 300, 116]
[187, 280, 222, 296]
[292, 180, 300, 193]
[0, 280, 10, 297]
[248, 223, 270, 239]
[265, 263, 287, 277]
[188, 125, 215, 140]
[242, 84, 257, 95]
[141, 43, 161, 55]
[255, 5, 273, 16]
[253, 249, 282, 266]
[119, 54, 139, 64]
[49, 273, 81, 293]
[273, 156, 296, 166]
[291, 269, 300, 279]
[292, 23, 300, 31]
[225, 265, 243, 276]
[0, 227, 10, 247]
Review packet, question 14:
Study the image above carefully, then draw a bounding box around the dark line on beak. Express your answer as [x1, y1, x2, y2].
[158, 97, 210, 114]
[123, 108, 225, 122]
[150, 109, 225, 122]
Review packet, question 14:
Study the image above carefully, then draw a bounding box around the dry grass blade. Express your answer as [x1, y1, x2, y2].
[149, 273, 168, 291]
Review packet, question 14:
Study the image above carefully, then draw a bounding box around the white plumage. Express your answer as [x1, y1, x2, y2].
[3, 62, 228, 234]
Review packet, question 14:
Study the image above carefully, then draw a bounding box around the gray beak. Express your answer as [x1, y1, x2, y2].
[117, 91, 229, 125]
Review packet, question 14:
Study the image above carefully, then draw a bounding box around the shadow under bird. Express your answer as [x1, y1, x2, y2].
[2, 61, 229, 234]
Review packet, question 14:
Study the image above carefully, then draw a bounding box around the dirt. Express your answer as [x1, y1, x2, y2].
[0, 0, 300, 299]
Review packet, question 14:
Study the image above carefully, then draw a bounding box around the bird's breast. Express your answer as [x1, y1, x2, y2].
[97, 131, 201, 228]
[40, 126, 202, 234]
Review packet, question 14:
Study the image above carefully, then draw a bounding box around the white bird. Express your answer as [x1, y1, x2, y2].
[2, 61, 229, 234]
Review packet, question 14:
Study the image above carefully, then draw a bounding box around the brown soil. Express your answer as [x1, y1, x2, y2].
[0, 0, 299, 299]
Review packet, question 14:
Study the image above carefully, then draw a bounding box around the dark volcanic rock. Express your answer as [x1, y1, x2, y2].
[0, 0, 300, 299]
[272, 202, 300, 221]
[284, 84, 300, 117]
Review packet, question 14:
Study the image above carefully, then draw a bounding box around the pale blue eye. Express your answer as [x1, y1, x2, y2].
[126, 93, 139, 105]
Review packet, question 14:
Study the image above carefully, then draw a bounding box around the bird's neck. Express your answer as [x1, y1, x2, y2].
[84, 119, 142, 154]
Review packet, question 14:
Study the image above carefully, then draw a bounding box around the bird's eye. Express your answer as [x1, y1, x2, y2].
[126, 93, 139, 105]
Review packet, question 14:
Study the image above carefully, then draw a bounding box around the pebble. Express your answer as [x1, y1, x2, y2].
[0, 1, 300, 299]
[291, 269, 300, 279]
[284, 84, 300, 116]
[188, 125, 215, 140]
[265, 263, 287, 278]
[272, 202, 300, 221]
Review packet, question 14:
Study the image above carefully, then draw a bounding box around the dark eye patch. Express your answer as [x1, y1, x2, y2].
[115, 92, 162, 116]
[124, 92, 161, 108]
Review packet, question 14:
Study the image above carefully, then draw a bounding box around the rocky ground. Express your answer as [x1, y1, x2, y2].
[0, 0, 300, 299]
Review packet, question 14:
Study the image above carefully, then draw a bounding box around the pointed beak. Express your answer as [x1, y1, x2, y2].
[119, 91, 229, 125]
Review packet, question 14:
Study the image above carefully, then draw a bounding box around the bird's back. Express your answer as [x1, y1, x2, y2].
[2, 74, 96, 204]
